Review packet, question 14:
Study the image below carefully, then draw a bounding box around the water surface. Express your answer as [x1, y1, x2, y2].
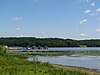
[28, 55, 100, 70]
[48, 47, 100, 51]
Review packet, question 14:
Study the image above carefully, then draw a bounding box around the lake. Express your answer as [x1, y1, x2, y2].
[16, 47, 100, 52]
[28, 55, 100, 70]
[48, 47, 100, 51]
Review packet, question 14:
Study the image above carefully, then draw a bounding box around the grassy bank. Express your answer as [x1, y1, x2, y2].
[0, 46, 100, 75]
[0, 55, 91, 75]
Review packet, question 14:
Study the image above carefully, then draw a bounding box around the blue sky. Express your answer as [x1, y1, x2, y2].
[0, 0, 100, 39]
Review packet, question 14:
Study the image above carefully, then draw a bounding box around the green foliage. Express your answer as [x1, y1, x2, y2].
[0, 54, 89, 75]
[78, 39, 100, 47]
[0, 45, 7, 55]
[0, 37, 80, 47]
[0, 37, 100, 47]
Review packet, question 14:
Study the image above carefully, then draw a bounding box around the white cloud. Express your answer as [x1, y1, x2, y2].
[20, 35, 24, 37]
[97, 17, 100, 20]
[84, 10, 91, 14]
[16, 28, 20, 30]
[79, 0, 89, 2]
[90, 2, 95, 6]
[95, 13, 100, 16]
[96, 29, 100, 32]
[96, 8, 100, 12]
[19, 34, 34, 37]
[80, 33, 87, 36]
[89, 13, 94, 16]
[10, 17, 23, 21]
[79, 19, 87, 24]
[42, 32, 44, 34]
[86, 0, 89, 2]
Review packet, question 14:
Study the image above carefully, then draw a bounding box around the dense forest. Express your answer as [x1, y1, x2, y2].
[0, 37, 100, 47]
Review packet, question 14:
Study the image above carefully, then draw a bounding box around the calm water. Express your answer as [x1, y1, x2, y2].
[48, 47, 100, 51]
[28, 55, 100, 70]
[18, 47, 100, 52]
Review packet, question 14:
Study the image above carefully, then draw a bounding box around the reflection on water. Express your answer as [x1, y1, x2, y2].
[28, 55, 100, 70]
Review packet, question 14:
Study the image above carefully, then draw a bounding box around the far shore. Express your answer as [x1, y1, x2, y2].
[10, 50, 100, 56]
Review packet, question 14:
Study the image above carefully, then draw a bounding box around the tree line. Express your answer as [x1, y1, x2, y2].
[0, 37, 100, 47]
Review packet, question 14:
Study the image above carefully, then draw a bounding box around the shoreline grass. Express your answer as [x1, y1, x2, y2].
[0, 54, 100, 75]
[0, 55, 90, 75]
[1, 46, 100, 75]
[52, 64, 100, 75]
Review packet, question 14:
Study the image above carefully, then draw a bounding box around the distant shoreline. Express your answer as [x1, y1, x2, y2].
[1, 37, 100, 47]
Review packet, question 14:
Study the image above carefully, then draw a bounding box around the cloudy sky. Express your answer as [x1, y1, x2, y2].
[0, 0, 100, 39]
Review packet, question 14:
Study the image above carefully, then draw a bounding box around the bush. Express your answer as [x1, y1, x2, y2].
[0, 45, 7, 55]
